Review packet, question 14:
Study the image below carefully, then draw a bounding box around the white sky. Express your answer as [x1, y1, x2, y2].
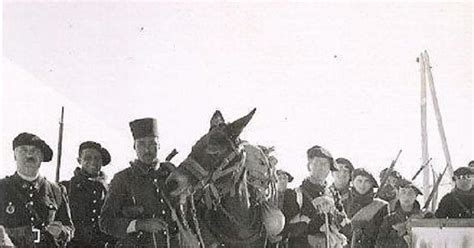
[1, 2, 472, 191]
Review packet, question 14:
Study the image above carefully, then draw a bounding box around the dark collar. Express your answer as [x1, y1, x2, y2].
[11, 172, 45, 190]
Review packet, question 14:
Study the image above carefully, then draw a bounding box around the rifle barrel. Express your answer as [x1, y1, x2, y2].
[55, 107, 65, 183]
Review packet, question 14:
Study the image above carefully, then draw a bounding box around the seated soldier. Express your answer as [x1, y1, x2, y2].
[343, 168, 389, 248]
[378, 168, 403, 211]
[63, 141, 117, 247]
[376, 179, 424, 248]
[435, 167, 474, 219]
[281, 145, 347, 248]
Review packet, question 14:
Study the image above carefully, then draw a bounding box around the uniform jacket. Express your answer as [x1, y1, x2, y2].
[99, 160, 179, 248]
[62, 168, 116, 247]
[342, 188, 389, 248]
[281, 179, 346, 248]
[376, 201, 423, 248]
[435, 188, 474, 219]
[0, 173, 74, 248]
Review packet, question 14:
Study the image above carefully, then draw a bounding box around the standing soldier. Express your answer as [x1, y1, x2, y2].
[281, 145, 347, 248]
[329, 157, 354, 247]
[343, 168, 389, 248]
[63, 141, 116, 247]
[376, 179, 424, 248]
[100, 118, 179, 247]
[435, 167, 474, 219]
[0, 132, 74, 247]
[378, 168, 403, 211]
[276, 169, 293, 209]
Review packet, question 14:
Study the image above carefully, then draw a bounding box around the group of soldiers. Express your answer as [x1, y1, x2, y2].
[271, 146, 474, 248]
[0, 116, 473, 248]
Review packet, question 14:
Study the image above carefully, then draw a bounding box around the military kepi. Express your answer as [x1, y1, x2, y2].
[129, 118, 158, 139]
[12, 132, 53, 162]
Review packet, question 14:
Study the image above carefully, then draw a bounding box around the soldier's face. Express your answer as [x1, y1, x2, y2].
[14, 145, 43, 175]
[398, 187, 417, 206]
[134, 136, 159, 164]
[276, 173, 289, 192]
[353, 175, 373, 195]
[79, 148, 103, 176]
[307, 157, 330, 182]
[332, 163, 351, 187]
[454, 175, 473, 191]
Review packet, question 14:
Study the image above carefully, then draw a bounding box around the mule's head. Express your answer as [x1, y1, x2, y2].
[166, 108, 256, 199]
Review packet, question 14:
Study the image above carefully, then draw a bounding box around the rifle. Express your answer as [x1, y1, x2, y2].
[423, 163, 449, 210]
[55, 107, 65, 183]
[165, 149, 178, 162]
[411, 158, 432, 181]
[376, 149, 402, 197]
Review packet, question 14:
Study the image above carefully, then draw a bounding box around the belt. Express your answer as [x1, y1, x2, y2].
[32, 227, 41, 243]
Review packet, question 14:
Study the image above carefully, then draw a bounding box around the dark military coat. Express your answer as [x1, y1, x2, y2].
[0, 173, 74, 248]
[62, 168, 116, 247]
[281, 179, 345, 248]
[342, 188, 389, 248]
[99, 160, 179, 248]
[376, 201, 423, 248]
[435, 189, 474, 219]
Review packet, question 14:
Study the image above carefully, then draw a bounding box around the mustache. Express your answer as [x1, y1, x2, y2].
[25, 157, 37, 162]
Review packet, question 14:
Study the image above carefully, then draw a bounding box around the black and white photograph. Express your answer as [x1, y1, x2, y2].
[1, 1, 472, 247]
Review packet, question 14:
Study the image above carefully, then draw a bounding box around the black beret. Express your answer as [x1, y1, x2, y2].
[352, 168, 379, 188]
[276, 169, 294, 183]
[335, 157, 354, 172]
[12, 132, 53, 162]
[307, 145, 337, 171]
[453, 167, 474, 177]
[78, 141, 111, 166]
[398, 179, 423, 195]
[468, 160, 474, 168]
[379, 168, 403, 180]
[129, 118, 158, 140]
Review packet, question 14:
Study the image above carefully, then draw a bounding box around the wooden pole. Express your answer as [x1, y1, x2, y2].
[55, 107, 65, 183]
[419, 53, 431, 200]
[423, 51, 454, 184]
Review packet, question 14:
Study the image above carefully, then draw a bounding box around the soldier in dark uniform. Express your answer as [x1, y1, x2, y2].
[330, 158, 354, 201]
[329, 157, 354, 247]
[376, 179, 424, 248]
[378, 168, 403, 211]
[276, 169, 293, 210]
[281, 145, 347, 248]
[0, 132, 74, 247]
[100, 118, 179, 247]
[435, 167, 474, 219]
[343, 168, 389, 248]
[62, 141, 116, 247]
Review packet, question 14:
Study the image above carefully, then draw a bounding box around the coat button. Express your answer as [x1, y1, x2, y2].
[30, 217, 35, 221]
[91, 218, 95, 222]
[161, 210, 166, 215]
[93, 190, 97, 194]
[29, 193, 33, 198]
[160, 199, 164, 203]
[93, 200, 97, 203]
[92, 209, 97, 213]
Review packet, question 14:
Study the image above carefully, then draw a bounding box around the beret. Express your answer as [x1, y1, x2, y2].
[453, 167, 474, 177]
[307, 145, 337, 171]
[352, 168, 379, 188]
[276, 169, 294, 183]
[398, 179, 423, 195]
[79, 141, 111, 166]
[335, 157, 354, 172]
[13, 132, 53, 162]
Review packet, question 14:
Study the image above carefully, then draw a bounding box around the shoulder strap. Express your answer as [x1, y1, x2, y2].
[351, 198, 387, 223]
[452, 194, 471, 216]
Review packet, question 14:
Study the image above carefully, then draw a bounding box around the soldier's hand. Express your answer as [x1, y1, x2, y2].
[311, 195, 335, 214]
[46, 221, 65, 238]
[136, 218, 168, 233]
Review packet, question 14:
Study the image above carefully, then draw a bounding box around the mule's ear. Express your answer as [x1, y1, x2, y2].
[227, 108, 256, 140]
[210, 110, 225, 129]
